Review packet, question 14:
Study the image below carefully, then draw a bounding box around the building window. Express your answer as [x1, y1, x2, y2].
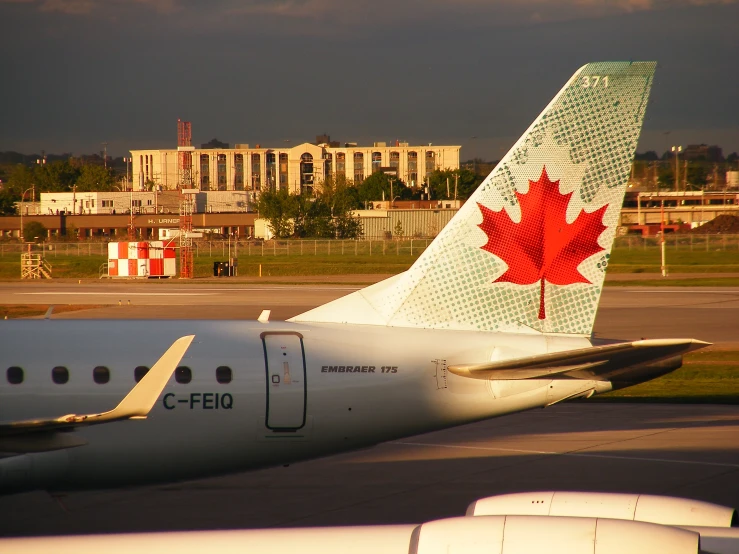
[234, 154, 244, 190]
[200, 154, 210, 190]
[266, 153, 276, 190]
[336, 153, 345, 175]
[408, 152, 418, 186]
[279, 153, 288, 191]
[134, 365, 149, 382]
[324, 153, 333, 176]
[175, 366, 192, 384]
[217, 153, 227, 191]
[390, 151, 399, 168]
[6, 366, 23, 385]
[372, 151, 382, 172]
[425, 151, 435, 173]
[251, 153, 261, 191]
[52, 366, 69, 385]
[408, 151, 418, 171]
[353, 152, 364, 183]
[216, 366, 232, 384]
[300, 152, 314, 193]
[93, 366, 110, 384]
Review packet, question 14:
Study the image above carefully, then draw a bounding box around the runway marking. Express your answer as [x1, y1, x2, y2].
[393, 441, 739, 469]
[12, 287, 359, 294]
[15, 292, 216, 296]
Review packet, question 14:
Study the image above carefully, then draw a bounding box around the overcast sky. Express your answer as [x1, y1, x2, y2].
[1, 0, 737, 160]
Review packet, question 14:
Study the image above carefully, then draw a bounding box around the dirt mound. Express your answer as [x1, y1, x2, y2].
[689, 215, 739, 234]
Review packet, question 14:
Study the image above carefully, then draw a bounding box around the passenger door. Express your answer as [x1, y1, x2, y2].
[262, 332, 306, 431]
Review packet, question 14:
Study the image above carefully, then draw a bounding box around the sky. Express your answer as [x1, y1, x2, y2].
[0, 0, 737, 161]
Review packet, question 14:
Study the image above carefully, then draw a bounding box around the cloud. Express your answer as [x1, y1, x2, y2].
[10, 0, 179, 15]
[38, 0, 94, 14]
[5, 0, 738, 34]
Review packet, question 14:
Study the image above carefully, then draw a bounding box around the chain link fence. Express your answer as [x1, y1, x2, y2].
[2, 235, 739, 258]
[0, 239, 433, 258]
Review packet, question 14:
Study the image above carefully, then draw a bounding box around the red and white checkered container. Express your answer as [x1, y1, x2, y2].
[108, 241, 177, 278]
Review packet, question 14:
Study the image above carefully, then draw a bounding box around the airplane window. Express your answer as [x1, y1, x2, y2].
[6, 366, 23, 385]
[93, 366, 110, 384]
[134, 366, 149, 382]
[215, 366, 232, 384]
[175, 366, 192, 384]
[52, 366, 69, 385]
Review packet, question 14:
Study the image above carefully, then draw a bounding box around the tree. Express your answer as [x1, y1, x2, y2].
[393, 219, 404, 239]
[34, 160, 79, 192]
[657, 165, 675, 190]
[4, 164, 34, 196]
[686, 164, 709, 190]
[356, 172, 408, 205]
[23, 221, 47, 242]
[427, 168, 482, 201]
[634, 151, 659, 161]
[334, 212, 363, 239]
[256, 189, 298, 238]
[316, 173, 360, 214]
[75, 164, 115, 192]
[0, 190, 16, 215]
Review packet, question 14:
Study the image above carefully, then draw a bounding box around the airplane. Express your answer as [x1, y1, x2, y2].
[2, 491, 737, 553]
[0, 60, 709, 494]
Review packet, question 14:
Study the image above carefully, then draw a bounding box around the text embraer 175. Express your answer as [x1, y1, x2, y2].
[0, 61, 708, 493]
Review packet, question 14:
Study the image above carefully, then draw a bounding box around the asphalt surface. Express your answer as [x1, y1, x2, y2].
[1, 279, 738, 536]
[1, 404, 737, 536]
[1, 280, 739, 345]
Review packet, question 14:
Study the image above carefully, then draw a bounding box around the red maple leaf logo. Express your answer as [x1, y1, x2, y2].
[478, 167, 608, 320]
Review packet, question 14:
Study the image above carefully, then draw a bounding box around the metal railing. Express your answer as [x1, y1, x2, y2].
[0, 239, 433, 258]
[3, 234, 739, 259]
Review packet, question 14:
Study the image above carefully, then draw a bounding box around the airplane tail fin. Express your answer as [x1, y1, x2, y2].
[291, 62, 656, 335]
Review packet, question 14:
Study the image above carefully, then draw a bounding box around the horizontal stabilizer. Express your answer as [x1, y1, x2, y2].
[448, 339, 710, 380]
[0, 335, 194, 451]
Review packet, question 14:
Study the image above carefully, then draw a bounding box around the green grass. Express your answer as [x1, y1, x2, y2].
[596, 350, 739, 404]
[4, 244, 739, 281]
[0, 255, 108, 279]
[193, 255, 419, 278]
[608, 248, 739, 273]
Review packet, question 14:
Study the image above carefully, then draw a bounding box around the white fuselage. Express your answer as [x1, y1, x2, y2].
[0, 319, 606, 493]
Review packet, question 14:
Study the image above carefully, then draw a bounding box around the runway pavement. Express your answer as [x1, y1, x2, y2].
[1, 281, 738, 345]
[1, 403, 737, 536]
[1, 279, 738, 537]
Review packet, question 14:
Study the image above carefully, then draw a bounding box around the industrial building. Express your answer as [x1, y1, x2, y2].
[130, 135, 461, 194]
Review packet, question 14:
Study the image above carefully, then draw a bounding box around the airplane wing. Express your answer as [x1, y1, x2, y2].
[448, 339, 710, 380]
[0, 335, 194, 453]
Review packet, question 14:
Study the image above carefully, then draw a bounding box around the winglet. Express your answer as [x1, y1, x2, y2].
[59, 335, 195, 424]
[108, 335, 195, 419]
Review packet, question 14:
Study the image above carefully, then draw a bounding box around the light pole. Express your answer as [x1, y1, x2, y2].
[671, 145, 682, 192]
[19, 186, 34, 242]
